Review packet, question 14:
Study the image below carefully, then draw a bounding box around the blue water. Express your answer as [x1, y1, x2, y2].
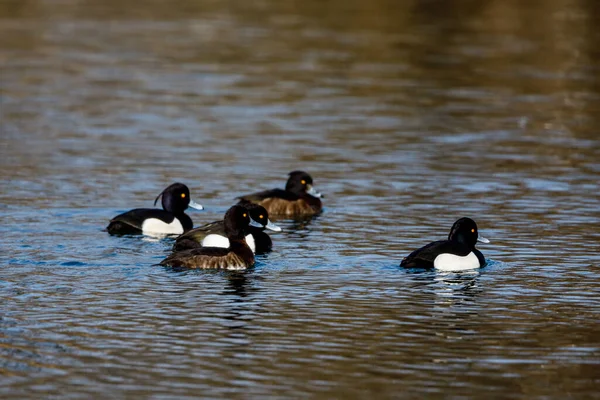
[2, 0, 600, 398]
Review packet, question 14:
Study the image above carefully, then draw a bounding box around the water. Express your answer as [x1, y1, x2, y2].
[1, 0, 600, 398]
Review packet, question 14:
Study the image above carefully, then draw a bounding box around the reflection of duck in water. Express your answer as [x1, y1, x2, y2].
[160, 205, 259, 270]
[404, 268, 483, 318]
[434, 270, 482, 298]
[107, 183, 203, 236]
[173, 201, 281, 254]
[400, 218, 489, 271]
[223, 271, 251, 299]
[285, 213, 321, 232]
[237, 171, 323, 218]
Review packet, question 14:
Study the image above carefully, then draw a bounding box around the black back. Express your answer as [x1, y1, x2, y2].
[112, 208, 176, 226]
[107, 208, 186, 234]
[238, 188, 299, 202]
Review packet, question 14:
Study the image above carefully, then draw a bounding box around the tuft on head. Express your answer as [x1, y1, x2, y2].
[153, 182, 191, 213]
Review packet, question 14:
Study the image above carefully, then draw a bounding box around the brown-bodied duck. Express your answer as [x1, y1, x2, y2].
[237, 170, 323, 217]
[160, 205, 260, 270]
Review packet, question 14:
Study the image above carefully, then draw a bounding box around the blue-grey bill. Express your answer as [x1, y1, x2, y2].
[477, 235, 490, 244]
[188, 200, 204, 211]
[306, 185, 323, 198]
[265, 219, 282, 232]
[249, 217, 263, 228]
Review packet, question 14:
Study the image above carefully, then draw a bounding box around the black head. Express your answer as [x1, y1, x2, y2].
[239, 201, 282, 232]
[154, 183, 204, 214]
[223, 205, 264, 240]
[285, 170, 323, 198]
[448, 217, 489, 248]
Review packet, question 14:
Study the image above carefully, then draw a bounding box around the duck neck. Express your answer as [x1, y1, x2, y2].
[175, 212, 193, 231]
[248, 225, 264, 234]
[229, 237, 255, 260]
[452, 233, 475, 249]
[285, 181, 304, 196]
[300, 193, 322, 208]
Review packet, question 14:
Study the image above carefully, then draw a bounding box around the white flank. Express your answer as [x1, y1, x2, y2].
[201, 234, 256, 254]
[141, 218, 184, 235]
[245, 234, 255, 254]
[433, 252, 480, 271]
[202, 234, 230, 248]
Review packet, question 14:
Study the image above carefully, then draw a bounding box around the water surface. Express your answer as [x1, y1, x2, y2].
[1, 0, 599, 398]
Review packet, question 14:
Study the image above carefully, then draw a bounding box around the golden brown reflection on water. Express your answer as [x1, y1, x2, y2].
[1, 0, 599, 398]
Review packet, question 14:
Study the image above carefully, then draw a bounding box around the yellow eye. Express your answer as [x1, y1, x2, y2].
[471, 229, 475, 233]
[243, 213, 247, 217]
[301, 180, 306, 185]
[259, 215, 264, 219]
[181, 193, 186, 198]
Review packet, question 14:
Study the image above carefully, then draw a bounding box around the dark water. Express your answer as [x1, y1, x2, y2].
[1, 0, 600, 398]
